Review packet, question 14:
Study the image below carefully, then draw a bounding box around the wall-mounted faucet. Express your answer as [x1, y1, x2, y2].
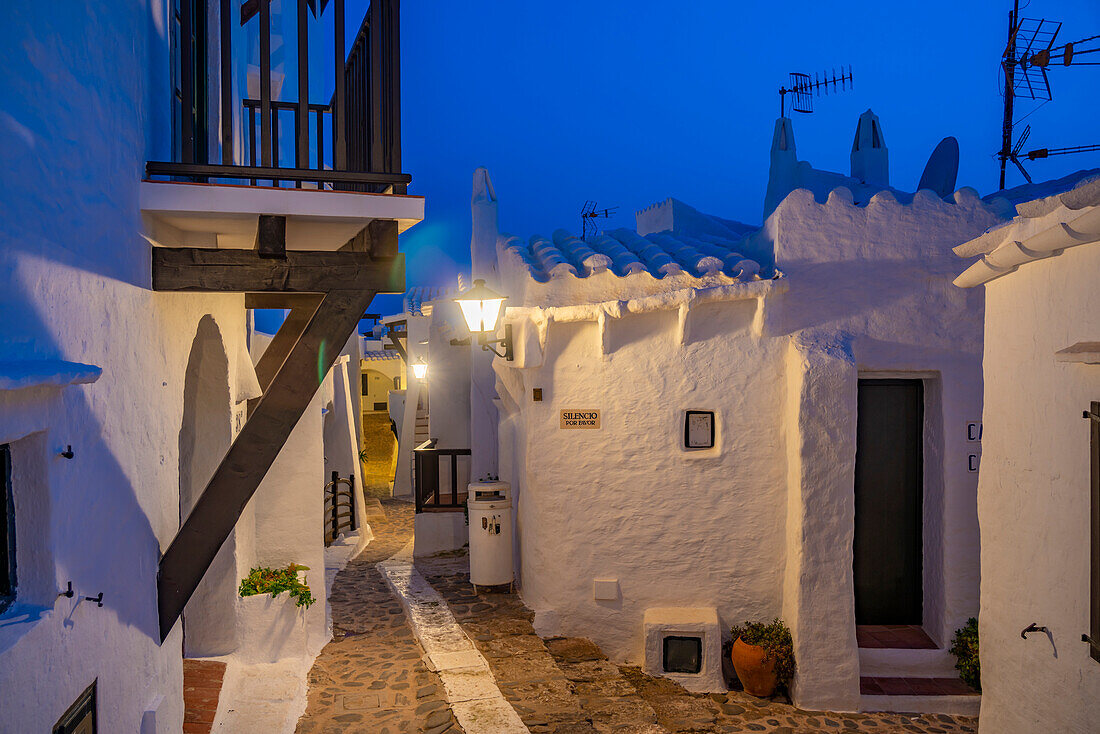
[1021, 622, 1048, 639]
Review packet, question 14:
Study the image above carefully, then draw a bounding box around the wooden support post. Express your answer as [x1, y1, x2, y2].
[158, 288, 376, 640]
[333, 0, 347, 171]
[255, 215, 287, 258]
[259, 0, 273, 168]
[296, 0, 310, 172]
[339, 219, 398, 256]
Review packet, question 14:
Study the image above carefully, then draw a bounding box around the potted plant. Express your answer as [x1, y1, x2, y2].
[238, 563, 316, 608]
[236, 563, 320, 664]
[729, 618, 795, 697]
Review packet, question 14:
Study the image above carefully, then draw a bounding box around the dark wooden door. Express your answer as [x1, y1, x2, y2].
[854, 379, 924, 624]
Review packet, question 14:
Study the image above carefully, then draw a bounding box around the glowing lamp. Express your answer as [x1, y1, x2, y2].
[411, 360, 428, 380]
[454, 279, 514, 360]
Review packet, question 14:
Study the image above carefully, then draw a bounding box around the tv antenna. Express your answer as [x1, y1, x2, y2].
[997, 1, 1100, 188]
[778, 66, 853, 117]
[581, 201, 618, 242]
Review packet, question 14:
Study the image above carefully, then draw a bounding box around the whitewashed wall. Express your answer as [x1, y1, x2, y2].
[0, 4, 248, 731]
[976, 243, 1100, 733]
[493, 183, 1000, 710]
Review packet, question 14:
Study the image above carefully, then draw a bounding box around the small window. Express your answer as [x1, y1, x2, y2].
[362, 374, 370, 395]
[0, 444, 14, 614]
[663, 635, 702, 674]
[53, 681, 97, 734]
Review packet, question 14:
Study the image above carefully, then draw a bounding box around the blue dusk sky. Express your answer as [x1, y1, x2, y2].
[340, 1, 1100, 321]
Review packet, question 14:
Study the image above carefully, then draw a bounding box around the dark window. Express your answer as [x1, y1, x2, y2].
[373, 402, 388, 411]
[0, 444, 14, 614]
[663, 636, 702, 674]
[362, 374, 370, 395]
[53, 680, 96, 734]
[1089, 400, 1099, 663]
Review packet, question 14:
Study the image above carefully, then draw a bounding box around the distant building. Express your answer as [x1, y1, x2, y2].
[955, 173, 1100, 733]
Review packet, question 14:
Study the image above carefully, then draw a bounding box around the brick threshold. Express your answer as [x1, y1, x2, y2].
[860, 676, 979, 696]
[857, 624, 938, 649]
[183, 659, 227, 734]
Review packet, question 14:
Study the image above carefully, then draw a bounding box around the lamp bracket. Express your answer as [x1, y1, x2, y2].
[477, 323, 514, 361]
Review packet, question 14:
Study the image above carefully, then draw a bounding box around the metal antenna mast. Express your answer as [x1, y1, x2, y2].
[778, 66, 853, 117]
[581, 201, 618, 242]
[998, 2, 1099, 188]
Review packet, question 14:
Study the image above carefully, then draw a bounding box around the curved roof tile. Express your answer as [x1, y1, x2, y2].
[503, 227, 769, 282]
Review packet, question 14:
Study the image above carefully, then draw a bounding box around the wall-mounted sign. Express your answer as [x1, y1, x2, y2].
[560, 410, 600, 429]
[685, 411, 715, 449]
[966, 421, 983, 442]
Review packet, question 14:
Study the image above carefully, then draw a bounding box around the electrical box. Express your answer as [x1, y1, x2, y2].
[684, 411, 715, 449]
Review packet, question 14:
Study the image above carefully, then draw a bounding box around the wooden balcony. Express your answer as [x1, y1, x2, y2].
[146, 0, 406, 194]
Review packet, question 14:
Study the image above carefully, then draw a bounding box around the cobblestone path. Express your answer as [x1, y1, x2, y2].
[295, 500, 462, 734]
[416, 551, 978, 734]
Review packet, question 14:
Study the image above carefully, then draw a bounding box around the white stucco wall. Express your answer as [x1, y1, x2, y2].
[493, 183, 999, 710]
[0, 4, 256, 730]
[976, 242, 1100, 733]
[500, 296, 789, 663]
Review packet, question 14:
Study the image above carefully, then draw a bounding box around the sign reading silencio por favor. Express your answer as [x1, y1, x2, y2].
[560, 410, 601, 429]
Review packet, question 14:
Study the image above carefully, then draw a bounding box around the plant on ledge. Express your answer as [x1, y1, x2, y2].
[239, 563, 316, 609]
[729, 618, 795, 697]
[949, 617, 980, 692]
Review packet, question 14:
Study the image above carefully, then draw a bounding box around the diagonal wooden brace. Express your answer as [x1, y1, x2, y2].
[157, 288, 376, 640]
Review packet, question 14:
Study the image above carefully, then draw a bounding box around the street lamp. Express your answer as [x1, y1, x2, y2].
[454, 279, 514, 361]
[411, 359, 428, 380]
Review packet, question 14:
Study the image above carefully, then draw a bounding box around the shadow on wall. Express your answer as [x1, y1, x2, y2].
[770, 254, 978, 337]
[179, 315, 235, 657]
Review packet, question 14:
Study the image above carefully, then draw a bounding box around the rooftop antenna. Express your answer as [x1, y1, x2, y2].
[778, 65, 853, 117]
[581, 201, 618, 242]
[997, 1, 1100, 188]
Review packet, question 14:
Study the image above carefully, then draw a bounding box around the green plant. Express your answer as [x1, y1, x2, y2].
[949, 617, 980, 691]
[730, 618, 796, 686]
[239, 563, 316, 609]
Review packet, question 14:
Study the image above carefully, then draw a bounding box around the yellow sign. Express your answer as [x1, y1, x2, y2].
[560, 410, 601, 429]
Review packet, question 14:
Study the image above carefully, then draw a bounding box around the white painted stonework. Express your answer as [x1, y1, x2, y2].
[468, 113, 1004, 711]
[643, 607, 725, 693]
[0, 4, 416, 730]
[955, 178, 1100, 734]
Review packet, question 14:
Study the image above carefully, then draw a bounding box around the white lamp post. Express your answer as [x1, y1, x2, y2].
[454, 279, 514, 361]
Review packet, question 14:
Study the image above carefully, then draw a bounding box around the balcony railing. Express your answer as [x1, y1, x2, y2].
[414, 440, 471, 514]
[147, 0, 408, 194]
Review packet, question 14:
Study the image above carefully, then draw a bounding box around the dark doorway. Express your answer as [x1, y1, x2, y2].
[854, 379, 924, 625]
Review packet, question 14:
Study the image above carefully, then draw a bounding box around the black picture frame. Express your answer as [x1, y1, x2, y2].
[684, 411, 715, 449]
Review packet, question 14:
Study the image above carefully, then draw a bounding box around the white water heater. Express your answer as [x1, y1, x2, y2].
[467, 480, 513, 589]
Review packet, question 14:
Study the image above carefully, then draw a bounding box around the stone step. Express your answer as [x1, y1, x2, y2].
[860, 676, 980, 716]
[859, 645, 958, 677]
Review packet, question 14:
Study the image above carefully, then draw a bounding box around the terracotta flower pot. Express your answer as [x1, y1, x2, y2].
[731, 637, 778, 697]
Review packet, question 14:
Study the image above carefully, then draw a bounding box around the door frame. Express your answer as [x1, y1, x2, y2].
[854, 371, 942, 633]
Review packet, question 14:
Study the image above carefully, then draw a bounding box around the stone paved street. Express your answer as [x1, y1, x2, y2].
[295, 499, 461, 734]
[297, 501, 979, 733]
[416, 551, 979, 734]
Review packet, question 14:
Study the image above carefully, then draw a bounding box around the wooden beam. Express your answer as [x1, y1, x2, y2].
[386, 331, 407, 361]
[158, 288, 376, 640]
[255, 215, 287, 258]
[252, 301, 316, 392]
[244, 292, 323, 310]
[152, 248, 404, 293]
[339, 219, 398, 257]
